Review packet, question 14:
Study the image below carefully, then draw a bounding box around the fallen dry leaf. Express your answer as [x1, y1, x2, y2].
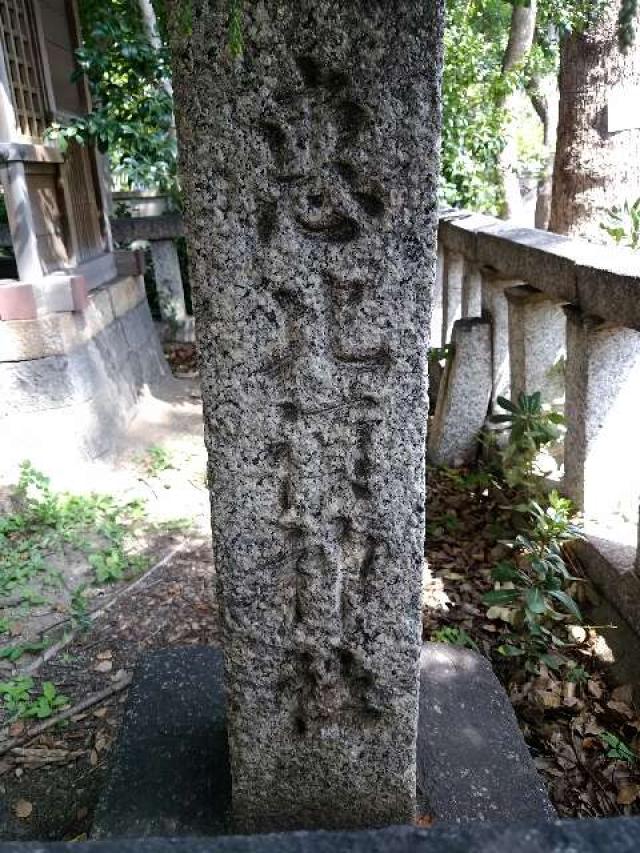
[617, 784, 640, 805]
[94, 660, 113, 674]
[14, 799, 33, 819]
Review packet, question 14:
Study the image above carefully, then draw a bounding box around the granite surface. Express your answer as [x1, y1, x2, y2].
[168, 0, 444, 832]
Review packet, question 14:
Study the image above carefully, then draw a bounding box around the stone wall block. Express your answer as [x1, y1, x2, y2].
[461, 264, 482, 318]
[481, 273, 519, 406]
[0, 281, 37, 320]
[430, 244, 444, 350]
[149, 240, 189, 338]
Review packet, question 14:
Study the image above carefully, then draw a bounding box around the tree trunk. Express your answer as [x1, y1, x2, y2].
[549, 5, 640, 239]
[167, 0, 443, 833]
[499, 0, 538, 221]
[502, 2, 538, 74]
[138, 0, 173, 99]
[527, 72, 558, 229]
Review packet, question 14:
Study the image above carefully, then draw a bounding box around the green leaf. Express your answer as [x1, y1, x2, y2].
[496, 396, 518, 414]
[482, 588, 519, 606]
[548, 589, 582, 621]
[525, 587, 547, 614]
[42, 682, 56, 701]
[491, 561, 519, 581]
[497, 643, 523, 657]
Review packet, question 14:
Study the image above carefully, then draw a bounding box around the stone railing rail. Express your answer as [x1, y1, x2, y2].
[109, 214, 185, 244]
[430, 209, 640, 633]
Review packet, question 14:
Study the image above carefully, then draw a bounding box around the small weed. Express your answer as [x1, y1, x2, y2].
[427, 512, 461, 536]
[149, 517, 193, 534]
[0, 677, 69, 721]
[479, 393, 583, 674]
[566, 664, 589, 685]
[490, 392, 564, 491]
[70, 586, 92, 632]
[140, 445, 174, 476]
[428, 344, 453, 363]
[600, 732, 637, 764]
[0, 462, 147, 593]
[0, 640, 48, 663]
[431, 626, 479, 651]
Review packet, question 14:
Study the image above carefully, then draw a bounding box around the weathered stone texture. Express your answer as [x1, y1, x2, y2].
[169, 0, 443, 833]
[7, 820, 640, 853]
[481, 273, 519, 405]
[0, 285, 169, 466]
[149, 240, 193, 341]
[442, 250, 463, 342]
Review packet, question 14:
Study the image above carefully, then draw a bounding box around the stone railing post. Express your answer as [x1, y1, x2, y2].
[149, 239, 193, 342]
[506, 285, 566, 405]
[430, 243, 444, 350]
[442, 250, 464, 344]
[461, 263, 482, 317]
[481, 270, 520, 407]
[564, 307, 640, 523]
[428, 318, 492, 466]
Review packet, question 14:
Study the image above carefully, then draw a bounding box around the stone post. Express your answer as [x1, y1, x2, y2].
[564, 307, 640, 523]
[428, 318, 492, 466]
[169, 0, 444, 833]
[461, 263, 482, 318]
[442, 250, 463, 343]
[506, 285, 566, 405]
[430, 243, 444, 350]
[481, 271, 519, 408]
[149, 239, 193, 342]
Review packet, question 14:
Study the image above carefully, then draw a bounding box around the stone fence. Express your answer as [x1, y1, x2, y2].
[429, 209, 640, 633]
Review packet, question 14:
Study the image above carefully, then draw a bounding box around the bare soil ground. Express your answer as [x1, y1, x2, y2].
[1, 350, 219, 841]
[0, 540, 217, 841]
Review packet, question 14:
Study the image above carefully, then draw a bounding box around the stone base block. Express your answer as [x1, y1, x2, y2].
[90, 643, 551, 841]
[4, 819, 640, 852]
[417, 643, 554, 823]
[92, 648, 231, 839]
[570, 536, 640, 637]
[5, 817, 640, 853]
[0, 281, 37, 320]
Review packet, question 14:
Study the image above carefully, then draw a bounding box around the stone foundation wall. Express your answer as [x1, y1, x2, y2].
[0, 274, 169, 470]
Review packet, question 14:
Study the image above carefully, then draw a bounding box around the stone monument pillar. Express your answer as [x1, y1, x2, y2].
[168, 0, 443, 833]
